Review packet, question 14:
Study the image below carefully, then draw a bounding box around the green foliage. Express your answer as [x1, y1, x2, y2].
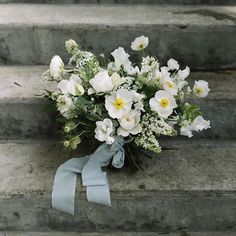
[179, 103, 202, 122]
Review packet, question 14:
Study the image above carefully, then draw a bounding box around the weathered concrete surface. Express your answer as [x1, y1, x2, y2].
[0, 232, 235, 236]
[0, 0, 236, 4]
[0, 5, 236, 69]
[0, 66, 235, 139]
[0, 139, 236, 231]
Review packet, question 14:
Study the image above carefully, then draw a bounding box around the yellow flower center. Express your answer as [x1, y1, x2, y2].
[139, 44, 144, 49]
[196, 87, 203, 94]
[167, 82, 174, 88]
[113, 98, 124, 110]
[160, 98, 169, 108]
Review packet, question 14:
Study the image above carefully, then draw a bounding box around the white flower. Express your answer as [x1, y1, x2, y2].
[117, 110, 142, 137]
[162, 78, 178, 96]
[89, 70, 114, 93]
[57, 95, 73, 114]
[155, 67, 170, 82]
[111, 47, 132, 71]
[167, 58, 180, 71]
[70, 74, 82, 84]
[95, 118, 115, 145]
[105, 88, 133, 119]
[111, 72, 125, 88]
[149, 90, 177, 118]
[49, 55, 64, 80]
[175, 66, 190, 90]
[65, 39, 78, 53]
[180, 116, 210, 138]
[57, 77, 84, 96]
[141, 56, 159, 74]
[192, 116, 210, 131]
[177, 66, 190, 80]
[180, 120, 193, 138]
[131, 35, 149, 51]
[193, 80, 210, 97]
[132, 91, 145, 111]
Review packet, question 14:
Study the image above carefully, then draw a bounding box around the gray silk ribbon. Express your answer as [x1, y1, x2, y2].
[52, 136, 126, 215]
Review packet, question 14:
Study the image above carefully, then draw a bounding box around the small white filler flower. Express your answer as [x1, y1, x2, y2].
[95, 118, 115, 145]
[131, 35, 149, 51]
[193, 80, 210, 97]
[149, 90, 177, 118]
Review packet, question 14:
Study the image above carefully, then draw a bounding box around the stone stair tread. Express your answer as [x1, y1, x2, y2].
[0, 66, 235, 139]
[1, 0, 236, 4]
[0, 4, 235, 26]
[0, 231, 235, 236]
[0, 66, 235, 100]
[1, 139, 236, 198]
[0, 5, 235, 68]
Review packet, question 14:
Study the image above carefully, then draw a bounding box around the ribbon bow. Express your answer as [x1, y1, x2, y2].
[52, 136, 127, 215]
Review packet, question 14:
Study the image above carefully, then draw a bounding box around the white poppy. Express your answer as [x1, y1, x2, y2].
[131, 35, 149, 51]
[95, 118, 115, 145]
[192, 116, 210, 131]
[105, 88, 133, 119]
[50, 55, 64, 80]
[149, 90, 177, 118]
[111, 47, 132, 71]
[89, 70, 114, 93]
[167, 58, 180, 71]
[180, 120, 193, 138]
[58, 78, 84, 96]
[193, 80, 210, 97]
[117, 110, 142, 137]
[162, 78, 178, 96]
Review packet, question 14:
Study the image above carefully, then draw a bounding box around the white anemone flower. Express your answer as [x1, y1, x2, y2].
[175, 66, 190, 90]
[180, 116, 210, 138]
[155, 67, 171, 83]
[167, 58, 180, 71]
[95, 118, 115, 145]
[117, 110, 142, 137]
[89, 70, 114, 93]
[111, 47, 132, 71]
[132, 91, 145, 111]
[192, 116, 210, 131]
[131, 35, 149, 51]
[162, 78, 178, 96]
[180, 120, 193, 138]
[105, 88, 133, 119]
[149, 90, 177, 118]
[57, 77, 85, 96]
[193, 80, 210, 97]
[50, 55, 64, 80]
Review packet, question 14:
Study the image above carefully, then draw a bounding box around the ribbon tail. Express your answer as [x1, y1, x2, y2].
[52, 157, 89, 215]
[86, 172, 111, 206]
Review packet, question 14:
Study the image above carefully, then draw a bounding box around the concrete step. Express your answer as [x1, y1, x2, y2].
[0, 5, 236, 69]
[0, 232, 236, 236]
[0, 139, 236, 231]
[0, 66, 235, 139]
[0, 0, 236, 5]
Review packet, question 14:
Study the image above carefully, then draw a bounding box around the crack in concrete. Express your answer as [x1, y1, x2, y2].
[174, 9, 236, 22]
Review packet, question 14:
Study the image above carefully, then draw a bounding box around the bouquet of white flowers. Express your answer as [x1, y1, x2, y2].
[43, 36, 210, 215]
